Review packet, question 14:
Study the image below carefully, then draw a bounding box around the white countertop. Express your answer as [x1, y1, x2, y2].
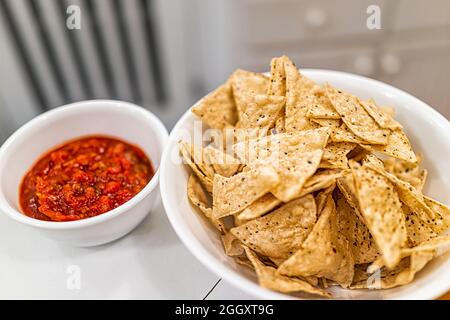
[0, 196, 253, 299]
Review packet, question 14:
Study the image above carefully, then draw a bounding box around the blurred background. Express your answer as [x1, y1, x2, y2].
[0, 0, 449, 144]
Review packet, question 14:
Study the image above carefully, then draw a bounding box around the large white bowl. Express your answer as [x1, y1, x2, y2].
[160, 69, 450, 299]
[0, 100, 168, 247]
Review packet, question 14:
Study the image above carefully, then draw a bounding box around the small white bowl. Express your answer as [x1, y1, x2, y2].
[0, 100, 168, 247]
[160, 69, 450, 299]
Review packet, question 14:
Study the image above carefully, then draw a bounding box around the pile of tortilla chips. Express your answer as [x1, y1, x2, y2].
[180, 55, 450, 298]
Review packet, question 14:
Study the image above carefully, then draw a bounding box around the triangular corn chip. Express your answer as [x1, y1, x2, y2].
[203, 145, 241, 177]
[212, 165, 279, 218]
[244, 247, 330, 297]
[326, 84, 390, 145]
[236, 94, 285, 130]
[362, 129, 417, 163]
[351, 162, 407, 269]
[322, 142, 355, 169]
[284, 57, 317, 132]
[231, 195, 317, 260]
[360, 99, 402, 130]
[268, 55, 288, 96]
[336, 193, 379, 264]
[221, 232, 244, 256]
[237, 193, 282, 221]
[278, 196, 354, 287]
[231, 69, 269, 117]
[187, 174, 225, 233]
[179, 141, 213, 192]
[192, 81, 237, 129]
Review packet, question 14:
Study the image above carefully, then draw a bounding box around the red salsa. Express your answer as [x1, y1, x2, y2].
[19, 136, 153, 221]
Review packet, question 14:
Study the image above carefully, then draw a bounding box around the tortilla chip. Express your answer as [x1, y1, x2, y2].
[331, 124, 370, 144]
[187, 174, 225, 233]
[336, 194, 379, 264]
[243, 247, 330, 297]
[192, 81, 237, 129]
[203, 145, 241, 177]
[236, 94, 285, 130]
[221, 232, 244, 256]
[352, 252, 434, 289]
[306, 91, 341, 120]
[179, 141, 213, 192]
[403, 205, 438, 247]
[326, 84, 390, 145]
[311, 118, 341, 128]
[284, 58, 318, 132]
[423, 196, 450, 234]
[315, 183, 336, 215]
[278, 196, 354, 287]
[383, 156, 426, 190]
[231, 69, 269, 118]
[237, 193, 282, 221]
[268, 56, 288, 96]
[336, 172, 365, 222]
[298, 169, 342, 198]
[274, 113, 286, 133]
[233, 128, 329, 164]
[360, 99, 402, 130]
[351, 162, 407, 269]
[365, 164, 435, 223]
[212, 165, 279, 218]
[231, 195, 317, 260]
[362, 129, 417, 163]
[322, 142, 355, 169]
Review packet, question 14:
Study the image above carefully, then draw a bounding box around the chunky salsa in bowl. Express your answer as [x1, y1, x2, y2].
[20, 136, 154, 222]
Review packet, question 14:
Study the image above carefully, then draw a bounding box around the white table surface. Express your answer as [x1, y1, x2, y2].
[0, 196, 253, 299]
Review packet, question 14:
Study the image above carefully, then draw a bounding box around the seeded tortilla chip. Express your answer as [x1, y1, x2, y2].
[187, 174, 225, 233]
[403, 205, 438, 247]
[383, 156, 426, 191]
[237, 193, 282, 221]
[360, 99, 402, 130]
[236, 94, 285, 130]
[365, 164, 435, 224]
[221, 232, 244, 256]
[271, 149, 323, 202]
[423, 196, 450, 234]
[278, 196, 354, 287]
[231, 195, 317, 260]
[336, 194, 379, 264]
[231, 69, 269, 118]
[203, 145, 241, 177]
[192, 81, 237, 129]
[336, 172, 365, 222]
[311, 118, 341, 128]
[284, 58, 318, 132]
[362, 129, 417, 163]
[306, 91, 341, 120]
[233, 128, 329, 168]
[326, 84, 390, 145]
[243, 247, 330, 297]
[212, 165, 279, 218]
[331, 124, 369, 144]
[297, 169, 342, 199]
[314, 183, 336, 214]
[322, 142, 355, 169]
[179, 142, 213, 192]
[351, 162, 407, 269]
[268, 56, 288, 96]
[353, 251, 434, 289]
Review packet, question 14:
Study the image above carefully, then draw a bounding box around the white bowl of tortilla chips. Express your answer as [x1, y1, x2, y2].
[160, 56, 450, 299]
